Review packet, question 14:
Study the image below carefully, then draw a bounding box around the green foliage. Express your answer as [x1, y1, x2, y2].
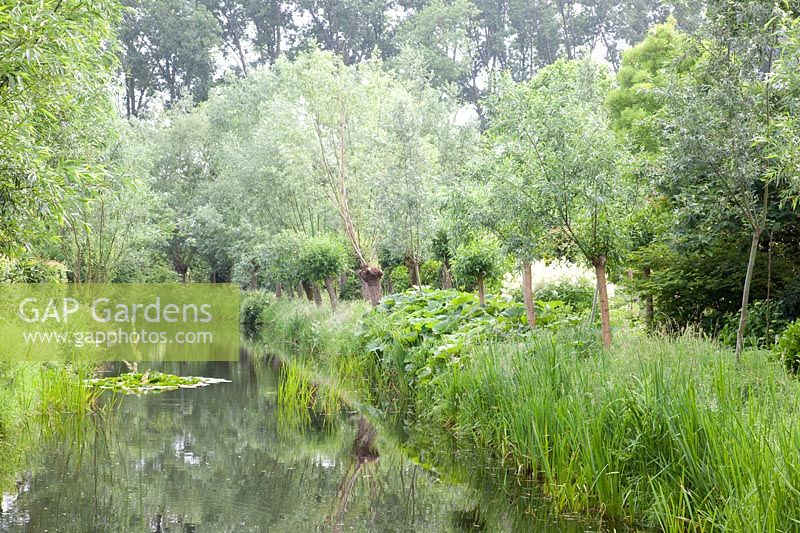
[719, 300, 787, 349]
[535, 279, 595, 314]
[774, 320, 800, 374]
[628, 237, 800, 333]
[410, 334, 800, 531]
[0, 362, 98, 489]
[259, 297, 800, 531]
[359, 289, 532, 388]
[260, 232, 303, 286]
[419, 259, 442, 287]
[430, 228, 453, 265]
[388, 265, 410, 293]
[452, 239, 500, 285]
[0, 0, 121, 253]
[339, 273, 363, 301]
[607, 20, 690, 152]
[88, 371, 229, 394]
[119, 0, 223, 113]
[297, 235, 347, 284]
[484, 59, 632, 269]
[240, 290, 275, 335]
[393, 0, 477, 91]
[0, 257, 67, 283]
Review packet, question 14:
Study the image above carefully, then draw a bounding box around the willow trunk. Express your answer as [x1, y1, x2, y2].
[312, 285, 323, 307]
[358, 264, 383, 306]
[325, 276, 338, 311]
[593, 257, 612, 349]
[522, 261, 536, 329]
[736, 229, 762, 362]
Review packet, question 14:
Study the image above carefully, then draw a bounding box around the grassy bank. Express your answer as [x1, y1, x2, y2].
[250, 290, 800, 532]
[0, 363, 98, 490]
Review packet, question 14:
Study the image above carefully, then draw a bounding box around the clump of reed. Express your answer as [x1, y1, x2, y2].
[413, 333, 800, 531]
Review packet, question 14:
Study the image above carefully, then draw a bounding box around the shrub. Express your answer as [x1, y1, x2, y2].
[339, 272, 362, 301]
[360, 289, 535, 389]
[775, 319, 800, 374]
[453, 238, 501, 303]
[419, 259, 443, 287]
[501, 259, 597, 314]
[452, 240, 500, 285]
[0, 256, 68, 283]
[388, 265, 410, 293]
[535, 279, 595, 313]
[240, 290, 274, 335]
[719, 300, 786, 349]
[297, 235, 347, 284]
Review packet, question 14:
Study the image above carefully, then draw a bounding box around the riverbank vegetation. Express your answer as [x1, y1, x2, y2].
[0, 363, 98, 492]
[4, 0, 800, 530]
[250, 293, 800, 531]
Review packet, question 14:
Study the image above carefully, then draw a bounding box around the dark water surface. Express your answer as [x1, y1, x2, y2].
[0, 354, 613, 532]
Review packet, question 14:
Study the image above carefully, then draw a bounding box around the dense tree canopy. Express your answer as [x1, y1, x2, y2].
[115, 0, 706, 114]
[0, 0, 120, 253]
[3, 0, 800, 348]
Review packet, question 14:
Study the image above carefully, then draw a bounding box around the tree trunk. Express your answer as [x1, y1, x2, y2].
[298, 283, 305, 300]
[386, 276, 395, 295]
[627, 268, 634, 312]
[250, 271, 259, 290]
[302, 282, 314, 302]
[593, 257, 612, 349]
[339, 272, 347, 297]
[173, 257, 188, 283]
[275, 282, 282, 299]
[358, 264, 383, 306]
[522, 261, 536, 329]
[736, 228, 762, 362]
[766, 232, 773, 347]
[643, 267, 653, 330]
[325, 276, 338, 311]
[477, 275, 486, 305]
[312, 285, 323, 307]
[406, 256, 419, 287]
[442, 264, 453, 289]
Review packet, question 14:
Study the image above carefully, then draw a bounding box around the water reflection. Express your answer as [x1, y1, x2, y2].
[0, 358, 469, 532]
[0, 353, 627, 532]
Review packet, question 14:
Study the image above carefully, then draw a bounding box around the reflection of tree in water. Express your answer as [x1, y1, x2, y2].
[450, 507, 487, 531]
[150, 512, 197, 532]
[331, 416, 380, 532]
[0, 359, 471, 532]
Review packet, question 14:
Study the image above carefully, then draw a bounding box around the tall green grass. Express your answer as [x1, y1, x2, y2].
[0, 362, 101, 490]
[252, 299, 373, 404]
[255, 297, 800, 531]
[412, 334, 800, 531]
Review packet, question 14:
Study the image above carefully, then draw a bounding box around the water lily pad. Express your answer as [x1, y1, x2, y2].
[87, 371, 231, 395]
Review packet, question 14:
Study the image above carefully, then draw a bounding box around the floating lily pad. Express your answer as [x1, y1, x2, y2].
[87, 371, 231, 395]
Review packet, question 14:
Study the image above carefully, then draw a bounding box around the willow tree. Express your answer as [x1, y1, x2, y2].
[297, 235, 347, 310]
[273, 50, 459, 305]
[606, 20, 692, 330]
[663, 1, 786, 361]
[481, 99, 556, 329]
[0, 0, 120, 253]
[487, 60, 632, 348]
